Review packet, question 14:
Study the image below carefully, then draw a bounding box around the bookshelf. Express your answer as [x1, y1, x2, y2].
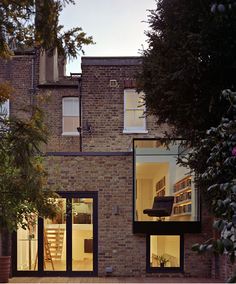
[173, 176, 192, 218]
[156, 176, 166, 197]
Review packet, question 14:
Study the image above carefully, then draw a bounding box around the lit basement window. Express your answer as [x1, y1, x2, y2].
[149, 235, 182, 271]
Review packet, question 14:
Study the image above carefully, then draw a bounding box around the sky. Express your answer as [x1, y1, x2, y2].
[59, 0, 156, 74]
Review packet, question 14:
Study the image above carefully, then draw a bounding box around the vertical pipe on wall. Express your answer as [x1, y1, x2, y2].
[79, 76, 82, 152]
[31, 47, 39, 112]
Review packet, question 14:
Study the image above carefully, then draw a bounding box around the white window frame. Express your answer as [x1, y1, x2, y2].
[0, 99, 10, 118]
[123, 89, 147, 134]
[62, 97, 80, 136]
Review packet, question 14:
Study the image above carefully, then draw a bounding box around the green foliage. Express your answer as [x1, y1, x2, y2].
[0, 0, 93, 59]
[141, 0, 236, 279]
[0, 82, 13, 103]
[140, 0, 236, 143]
[0, 108, 58, 232]
[185, 90, 236, 278]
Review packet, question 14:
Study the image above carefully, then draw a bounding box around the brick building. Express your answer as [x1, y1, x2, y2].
[0, 49, 222, 279]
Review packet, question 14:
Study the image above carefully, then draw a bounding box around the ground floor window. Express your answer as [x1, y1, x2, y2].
[147, 235, 183, 272]
[13, 191, 98, 277]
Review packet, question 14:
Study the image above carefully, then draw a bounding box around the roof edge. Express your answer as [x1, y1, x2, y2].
[81, 56, 142, 66]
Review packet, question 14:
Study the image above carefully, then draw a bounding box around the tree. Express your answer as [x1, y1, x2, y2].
[139, 0, 236, 143]
[140, 1, 236, 280]
[189, 90, 236, 282]
[0, 0, 93, 59]
[0, 106, 59, 259]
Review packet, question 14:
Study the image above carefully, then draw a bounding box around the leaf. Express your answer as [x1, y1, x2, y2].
[192, 243, 200, 252]
[216, 240, 225, 254]
[222, 239, 234, 251]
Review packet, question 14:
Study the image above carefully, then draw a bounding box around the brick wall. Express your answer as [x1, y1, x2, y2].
[45, 154, 214, 277]
[0, 54, 219, 279]
[38, 87, 81, 152]
[46, 155, 146, 276]
[211, 251, 236, 281]
[35, 57, 169, 153]
[81, 58, 169, 152]
[0, 55, 34, 119]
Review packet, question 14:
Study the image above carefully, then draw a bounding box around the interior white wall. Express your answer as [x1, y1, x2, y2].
[72, 225, 93, 261]
[17, 227, 38, 270]
[136, 178, 153, 221]
[151, 235, 180, 267]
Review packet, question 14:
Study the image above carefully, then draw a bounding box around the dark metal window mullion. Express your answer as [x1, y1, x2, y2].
[38, 217, 44, 273]
[66, 197, 72, 272]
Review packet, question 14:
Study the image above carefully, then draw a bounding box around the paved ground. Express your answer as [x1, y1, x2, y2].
[9, 277, 224, 283]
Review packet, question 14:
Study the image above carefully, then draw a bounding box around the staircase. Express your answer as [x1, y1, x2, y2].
[44, 227, 65, 270]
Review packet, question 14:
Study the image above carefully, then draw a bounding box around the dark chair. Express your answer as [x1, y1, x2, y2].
[143, 196, 174, 220]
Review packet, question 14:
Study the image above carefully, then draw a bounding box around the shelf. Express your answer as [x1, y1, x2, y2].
[156, 188, 165, 194]
[174, 187, 191, 195]
[174, 199, 191, 206]
[174, 175, 191, 185]
[174, 175, 191, 193]
[173, 212, 191, 217]
[173, 176, 192, 217]
[156, 187, 165, 197]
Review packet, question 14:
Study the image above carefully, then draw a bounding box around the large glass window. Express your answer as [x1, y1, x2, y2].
[149, 235, 182, 271]
[123, 89, 146, 133]
[62, 97, 80, 135]
[134, 139, 199, 222]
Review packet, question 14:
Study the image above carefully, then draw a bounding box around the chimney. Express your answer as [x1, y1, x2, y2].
[39, 50, 46, 84]
[45, 48, 59, 82]
[58, 56, 66, 78]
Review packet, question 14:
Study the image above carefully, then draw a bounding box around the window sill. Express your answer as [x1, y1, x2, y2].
[123, 129, 148, 134]
[62, 132, 80, 136]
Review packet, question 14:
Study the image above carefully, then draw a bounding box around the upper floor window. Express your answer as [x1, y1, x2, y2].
[62, 97, 80, 136]
[0, 99, 9, 118]
[133, 139, 200, 234]
[123, 89, 147, 133]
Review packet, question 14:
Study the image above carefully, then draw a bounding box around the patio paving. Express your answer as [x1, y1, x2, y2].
[9, 277, 224, 283]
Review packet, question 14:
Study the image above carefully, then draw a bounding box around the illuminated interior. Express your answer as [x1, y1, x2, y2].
[17, 197, 93, 272]
[134, 140, 198, 222]
[17, 215, 38, 271]
[44, 198, 67, 271]
[150, 235, 180, 268]
[72, 198, 93, 271]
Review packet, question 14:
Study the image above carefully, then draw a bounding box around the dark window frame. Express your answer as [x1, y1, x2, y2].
[133, 138, 201, 234]
[12, 191, 98, 277]
[146, 233, 184, 273]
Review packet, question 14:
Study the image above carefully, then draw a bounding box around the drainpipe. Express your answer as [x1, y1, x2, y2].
[79, 75, 82, 152]
[31, 47, 39, 111]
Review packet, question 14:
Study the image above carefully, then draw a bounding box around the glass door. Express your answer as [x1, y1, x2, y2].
[44, 198, 67, 271]
[14, 192, 98, 276]
[72, 198, 93, 271]
[17, 214, 38, 271]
